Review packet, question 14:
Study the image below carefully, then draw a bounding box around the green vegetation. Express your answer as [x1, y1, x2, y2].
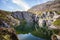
[14, 19, 60, 40]
[55, 11, 60, 15]
[14, 19, 36, 34]
[31, 28, 52, 40]
[53, 19, 60, 27]
[31, 28, 60, 40]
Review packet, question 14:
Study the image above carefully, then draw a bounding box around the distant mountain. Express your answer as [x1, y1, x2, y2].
[28, 0, 60, 14]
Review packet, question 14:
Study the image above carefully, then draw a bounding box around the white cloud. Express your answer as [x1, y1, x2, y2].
[12, 0, 30, 11]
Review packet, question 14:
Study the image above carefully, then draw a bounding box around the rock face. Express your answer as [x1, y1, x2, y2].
[0, 27, 18, 40]
[0, 10, 20, 28]
[0, 10, 38, 28]
[0, 0, 60, 29]
[28, 0, 60, 29]
[28, 0, 60, 14]
[12, 11, 37, 23]
[38, 11, 60, 29]
[0, 10, 19, 40]
[6, 15, 20, 26]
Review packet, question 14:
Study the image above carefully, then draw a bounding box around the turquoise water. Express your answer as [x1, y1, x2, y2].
[17, 33, 45, 40]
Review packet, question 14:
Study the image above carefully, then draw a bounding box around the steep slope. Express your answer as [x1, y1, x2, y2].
[12, 11, 36, 23]
[38, 11, 60, 29]
[0, 10, 19, 40]
[0, 10, 37, 28]
[28, 0, 60, 14]
[0, 10, 20, 27]
[28, 0, 60, 29]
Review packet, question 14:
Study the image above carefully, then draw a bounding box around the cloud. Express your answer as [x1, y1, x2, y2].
[12, 0, 30, 11]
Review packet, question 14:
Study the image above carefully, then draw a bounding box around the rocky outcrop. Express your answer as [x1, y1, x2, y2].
[28, 0, 60, 29]
[12, 11, 37, 23]
[38, 11, 60, 29]
[0, 15, 20, 28]
[0, 10, 39, 28]
[0, 27, 18, 40]
[6, 15, 20, 26]
[0, 10, 20, 27]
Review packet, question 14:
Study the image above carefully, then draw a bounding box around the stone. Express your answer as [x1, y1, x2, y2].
[0, 27, 18, 40]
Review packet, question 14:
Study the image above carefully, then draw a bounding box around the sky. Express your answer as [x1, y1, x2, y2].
[0, 0, 50, 11]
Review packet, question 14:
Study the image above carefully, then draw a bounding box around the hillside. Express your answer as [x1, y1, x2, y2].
[28, 0, 60, 29]
[28, 0, 60, 14]
[0, 10, 37, 28]
[0, 10, 20, 27]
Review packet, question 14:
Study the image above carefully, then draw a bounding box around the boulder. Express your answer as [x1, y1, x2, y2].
[0, 27, 18, 40]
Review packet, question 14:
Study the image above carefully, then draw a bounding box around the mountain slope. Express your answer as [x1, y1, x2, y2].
[0, 10, 20, 27]
[28, 0, 60, 29]
[28, 0, 60, 14]
[0, 10, 37, 28]
[12, 11, 36, 23]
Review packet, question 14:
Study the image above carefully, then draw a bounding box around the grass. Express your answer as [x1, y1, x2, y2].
[55, 11, 60, 15]
[53, 19, 60, 27]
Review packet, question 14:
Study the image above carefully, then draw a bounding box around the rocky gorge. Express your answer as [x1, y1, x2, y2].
[0, 0, 60, 40]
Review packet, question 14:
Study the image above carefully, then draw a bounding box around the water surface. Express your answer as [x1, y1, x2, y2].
[17, 33, 44, 40]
